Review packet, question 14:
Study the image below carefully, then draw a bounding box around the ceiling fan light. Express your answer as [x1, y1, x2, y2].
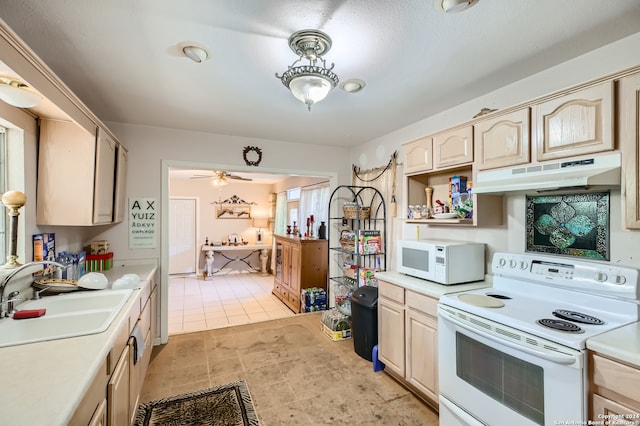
[212, 176, 227, 186]
[0, 77, 42, 108]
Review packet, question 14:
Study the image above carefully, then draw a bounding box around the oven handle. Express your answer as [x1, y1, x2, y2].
[440, 311, 578, 365]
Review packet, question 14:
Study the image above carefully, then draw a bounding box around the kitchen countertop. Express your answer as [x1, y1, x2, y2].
[376, 271, 492, 298]
[0, 260, 158, 426]
[586, 322, 640, 366]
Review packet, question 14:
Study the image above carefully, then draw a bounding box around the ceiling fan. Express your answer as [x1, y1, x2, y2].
[190, 170, 253, 186]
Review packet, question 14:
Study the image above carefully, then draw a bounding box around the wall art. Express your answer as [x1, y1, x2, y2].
[212, 195, 256, 219]
[525, 192, 609, 260]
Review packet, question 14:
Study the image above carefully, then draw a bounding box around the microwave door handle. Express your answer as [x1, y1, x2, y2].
[440, 311, 578, 365]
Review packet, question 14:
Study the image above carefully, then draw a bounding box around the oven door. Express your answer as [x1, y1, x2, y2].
[438, 305, 585, 426]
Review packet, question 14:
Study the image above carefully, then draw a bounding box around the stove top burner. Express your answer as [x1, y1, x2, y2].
[537, 318, 584, 333]
[552, 309, 605, 325]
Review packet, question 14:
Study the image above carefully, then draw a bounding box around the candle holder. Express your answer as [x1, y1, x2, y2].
[1, 190, 27, 269]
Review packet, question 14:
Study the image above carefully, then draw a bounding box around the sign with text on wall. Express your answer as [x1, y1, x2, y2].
[129, 197, 157, 249]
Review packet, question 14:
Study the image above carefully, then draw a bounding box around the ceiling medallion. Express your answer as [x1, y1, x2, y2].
[275, 29, 339, 111]
[243, 146, 262, 167]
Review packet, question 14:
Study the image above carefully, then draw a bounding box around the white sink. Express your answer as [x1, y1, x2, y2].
[0, 289, 133, 348]
[19, 289, 132, 315]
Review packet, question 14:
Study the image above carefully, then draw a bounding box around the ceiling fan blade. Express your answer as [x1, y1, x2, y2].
[228, 175, 253, 181]
[190, 175, 213, 179]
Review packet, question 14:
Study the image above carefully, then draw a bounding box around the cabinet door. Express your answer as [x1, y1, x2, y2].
[129, 338, 140, 426]
[406, 309, 438, 401]
[620, 72, 640, 229]
[474, 108, 530, 171]
[433, 125, 473, 168]
[378, 297, 405, 376]
[403, 137, 433, 174]
[36, 119, 97, 225]
[534, 82, 614, 161]
[289, 244, 301, 293]
[108, 345, 130, 426]
[113, 144, 128, 223]
[88, 398, 107, 426]
[94, 127, 117, 224]
[592, 394, 640, 421]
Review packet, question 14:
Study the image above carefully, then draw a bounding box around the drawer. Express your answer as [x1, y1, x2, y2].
[406, 290, 438, 318]
[592, 353, 640, 403]
[379, 280, 405, 304]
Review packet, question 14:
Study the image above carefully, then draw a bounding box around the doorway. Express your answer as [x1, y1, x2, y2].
[168, 197, 197, 275]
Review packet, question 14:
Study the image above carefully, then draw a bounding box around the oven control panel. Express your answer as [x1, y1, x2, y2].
[492, 252, 639, 300]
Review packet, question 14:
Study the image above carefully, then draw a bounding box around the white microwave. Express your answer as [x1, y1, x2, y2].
[396, 239, 485, 284]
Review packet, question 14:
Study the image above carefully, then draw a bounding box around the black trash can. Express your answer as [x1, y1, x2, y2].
[350, 286, 379, 361]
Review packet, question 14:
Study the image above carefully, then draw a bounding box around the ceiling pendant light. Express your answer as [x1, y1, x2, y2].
[276, 30, 339, 111]
[0, 76, 42, 108]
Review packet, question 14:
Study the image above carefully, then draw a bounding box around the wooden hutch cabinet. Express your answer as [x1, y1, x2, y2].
[273, 235, 328, 313]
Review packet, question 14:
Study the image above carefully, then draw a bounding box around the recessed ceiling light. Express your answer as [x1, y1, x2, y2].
[435, 0, 479, 13]
[177, 42, 210, 63]
[340, 79, 366, 93]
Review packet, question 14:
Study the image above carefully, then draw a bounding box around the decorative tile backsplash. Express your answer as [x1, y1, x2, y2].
[526, 192, 610, 260]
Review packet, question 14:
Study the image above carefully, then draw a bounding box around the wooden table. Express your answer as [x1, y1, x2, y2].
[201, 244, 270, 278]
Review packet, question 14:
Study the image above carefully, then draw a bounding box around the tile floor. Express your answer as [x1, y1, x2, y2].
[141, 312, 439, 425]
[168, 272, 295, 335]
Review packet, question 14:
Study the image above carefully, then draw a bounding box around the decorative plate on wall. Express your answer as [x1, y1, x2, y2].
[525, 192, 610, 260]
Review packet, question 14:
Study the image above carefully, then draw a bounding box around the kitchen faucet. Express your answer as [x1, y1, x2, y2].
[0, 261, 63, 318]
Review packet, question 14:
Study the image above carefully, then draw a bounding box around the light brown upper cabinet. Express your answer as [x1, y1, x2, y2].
[474, 108, 531, 171]
[620, 72, 640, 230]
[533, 82, 614, 161]
[403, 137, 433, 174]
[433, 125, 473, 168]
[37, 119, 124, 226]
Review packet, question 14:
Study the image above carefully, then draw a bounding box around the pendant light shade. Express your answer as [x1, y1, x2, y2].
[288, 74, 334, 109]
[0, 76, 42, 108]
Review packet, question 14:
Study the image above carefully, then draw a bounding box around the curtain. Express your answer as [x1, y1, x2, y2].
[271, 192, 288, 271]
[299, 182, 330, 237]
[352, 154, 400, 272]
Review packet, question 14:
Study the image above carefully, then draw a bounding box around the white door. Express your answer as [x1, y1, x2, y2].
[169, 198, 197, 274]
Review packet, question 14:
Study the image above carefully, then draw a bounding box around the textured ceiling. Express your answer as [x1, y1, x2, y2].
[2, 0, 640, 147]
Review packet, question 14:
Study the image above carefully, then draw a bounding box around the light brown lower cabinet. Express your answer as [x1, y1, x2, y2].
[70, 276, 158, 426]
[378, 280, 439, 407]
[87, 399, 107, 426]
[589, 351, 640, 421]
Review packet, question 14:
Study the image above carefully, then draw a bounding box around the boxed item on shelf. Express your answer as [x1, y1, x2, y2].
[86, 252, 113, 272]
[90, 240, 110, 255]
[358, 268, 378, 287]
[357, 229, 382, 254]
[32, 233, 56, 276]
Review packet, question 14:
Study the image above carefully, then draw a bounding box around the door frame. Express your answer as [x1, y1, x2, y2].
[159, 160, 338, 344]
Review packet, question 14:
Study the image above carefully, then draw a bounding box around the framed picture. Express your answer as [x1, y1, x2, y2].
[215, 204, 252, 219]
[525, 192, 610, 260]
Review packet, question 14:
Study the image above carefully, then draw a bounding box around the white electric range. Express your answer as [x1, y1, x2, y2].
[437, 252, 640, 426]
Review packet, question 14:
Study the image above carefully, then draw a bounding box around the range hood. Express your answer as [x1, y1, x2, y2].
[473, 152, 621, 194]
